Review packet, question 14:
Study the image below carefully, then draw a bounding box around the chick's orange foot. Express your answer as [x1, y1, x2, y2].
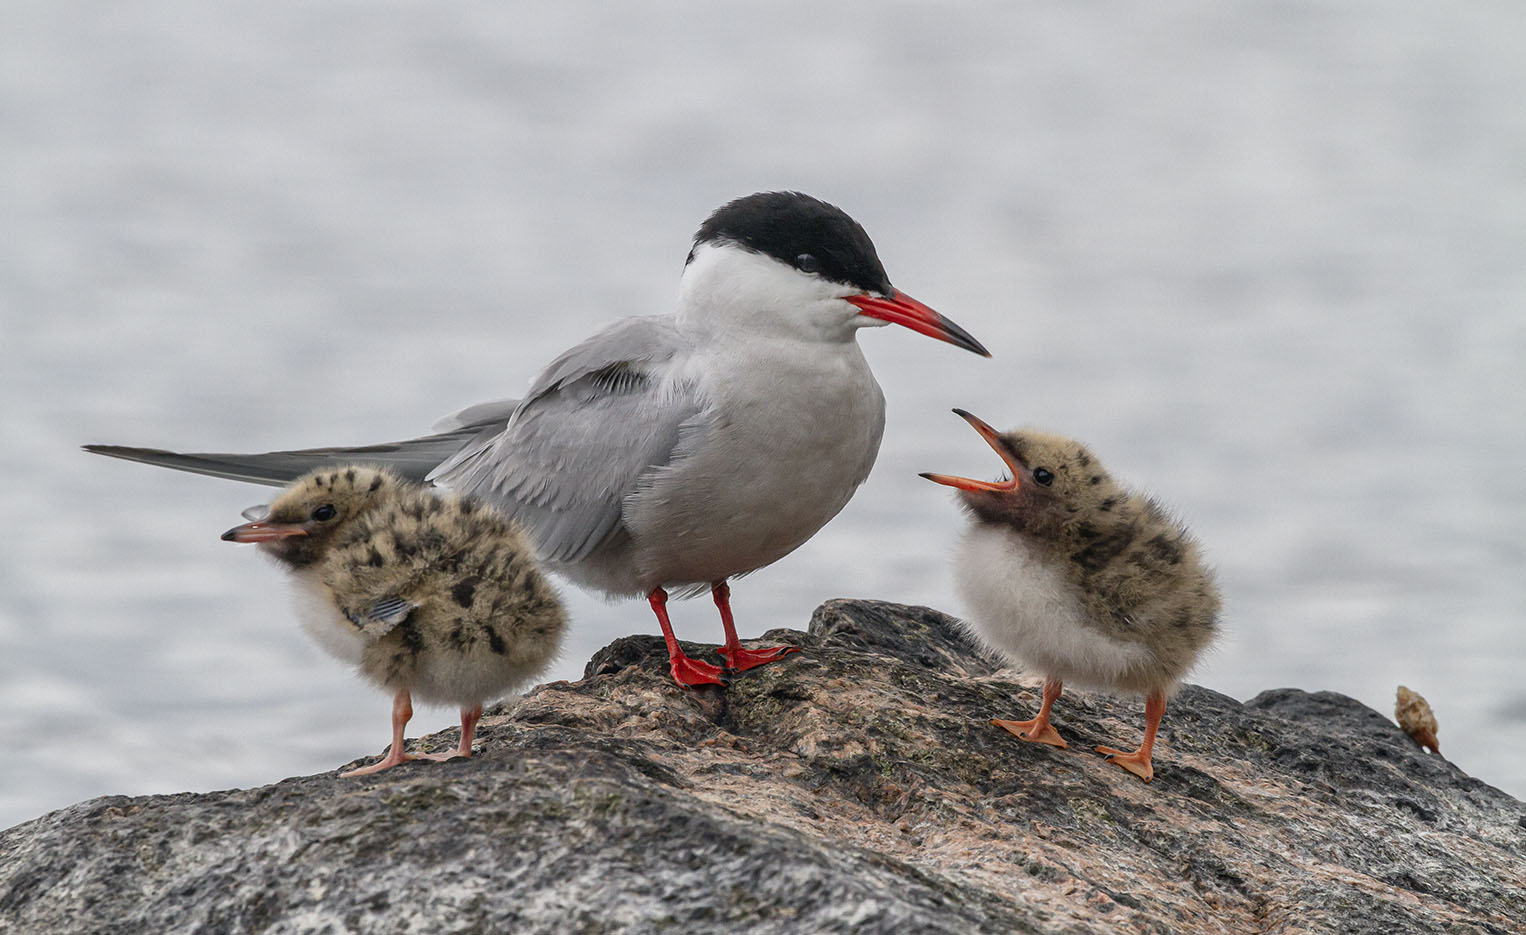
[1096, 745, 1155, 782]
[990, 717, 1070, 748]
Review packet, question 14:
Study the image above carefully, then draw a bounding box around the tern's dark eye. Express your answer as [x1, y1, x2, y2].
[794, 253, 822, 274]
[1032, 468, 1055, 486]
[312, 504, 337, 522]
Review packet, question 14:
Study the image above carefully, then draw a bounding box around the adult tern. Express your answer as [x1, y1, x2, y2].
[89, 191, 990, 686]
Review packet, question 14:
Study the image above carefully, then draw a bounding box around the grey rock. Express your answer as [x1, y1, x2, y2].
[2, 599, 1521, 934]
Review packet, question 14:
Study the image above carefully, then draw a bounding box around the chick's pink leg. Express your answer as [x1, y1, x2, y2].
[1096, 690, 1167, 782]
[992, 675, 1069, 748]
[415, 704, 483, 762]
[456, 704, 483, 757]
[648, 587, 728, 687]
[712, 581, 800, 672]
[343, 688, 424, 777]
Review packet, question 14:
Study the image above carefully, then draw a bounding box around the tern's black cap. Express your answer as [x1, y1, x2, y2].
[689, 191, 894, 296]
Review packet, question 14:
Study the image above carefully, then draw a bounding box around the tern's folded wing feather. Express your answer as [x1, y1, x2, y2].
[430, 315, 707, 565]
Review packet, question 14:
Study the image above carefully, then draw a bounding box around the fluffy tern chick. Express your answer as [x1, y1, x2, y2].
[222, 466, 565, 776]
[923, 410, 1220, 782]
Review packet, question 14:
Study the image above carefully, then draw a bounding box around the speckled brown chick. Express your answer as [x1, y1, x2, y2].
[922, 409, 1221, 782]
[222, 466, 565, 777]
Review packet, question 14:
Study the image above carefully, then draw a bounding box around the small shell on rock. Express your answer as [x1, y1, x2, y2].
[1395, 685, 1439, 754]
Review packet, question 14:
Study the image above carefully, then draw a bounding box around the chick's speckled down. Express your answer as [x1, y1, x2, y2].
[318, 479, 566, 702]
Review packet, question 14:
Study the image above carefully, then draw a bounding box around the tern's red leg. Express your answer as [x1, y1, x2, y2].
[991, 675, 1069, 748]
[712, 580, 800, 672]
[1096, 690, 1167, 782]
[648, 587, 728, 687]
[343, 688, 426, 777]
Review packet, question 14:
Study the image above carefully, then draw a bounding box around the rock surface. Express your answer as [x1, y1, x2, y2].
[2, 599, 1521, 934]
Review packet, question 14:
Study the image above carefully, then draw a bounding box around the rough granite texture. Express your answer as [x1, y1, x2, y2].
[2, 599, 1521, 934]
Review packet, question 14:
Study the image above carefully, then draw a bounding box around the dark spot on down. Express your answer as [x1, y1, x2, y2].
[486, 626, 507, 655]
[367, 548, 384, 568]
[344, 468, 356, 483]
[452, 576, 480, 609]
[1089, 476, 1101, 486]
[1100, 497, 1118, 512]
[399, 618, 423, 655]
[1147, 534, 1184, 565]
[369, 475, 383, 492]
[1072, 528, 1135, 574]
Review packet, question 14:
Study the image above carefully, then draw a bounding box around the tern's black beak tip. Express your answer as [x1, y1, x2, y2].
[948, 327, 991, 359]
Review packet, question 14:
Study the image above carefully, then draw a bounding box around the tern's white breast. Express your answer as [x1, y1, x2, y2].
[624, 334, 886, 590]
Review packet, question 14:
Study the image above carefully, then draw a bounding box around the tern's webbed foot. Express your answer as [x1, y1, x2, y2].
[668, 653, 729, 688]
[991, 717, 1070, 749]
[718, 643, 801, 673]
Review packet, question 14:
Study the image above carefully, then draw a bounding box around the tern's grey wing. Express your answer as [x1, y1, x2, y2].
[82, 420, 501, 488]
[430, 398, 519, 433]
[429, 315, 706, 565]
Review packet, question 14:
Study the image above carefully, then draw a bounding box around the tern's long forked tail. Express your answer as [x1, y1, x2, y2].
[84, 416, 511, 488]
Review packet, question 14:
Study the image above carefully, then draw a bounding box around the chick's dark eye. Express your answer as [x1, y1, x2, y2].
[794, 253, 821, 274]
[312, 504, 337, 521]
[1032, 468, 1055, 487]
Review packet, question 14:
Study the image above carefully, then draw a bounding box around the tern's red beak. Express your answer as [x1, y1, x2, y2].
[220, 521, 309, 543]
[920, 408, 1022, 492]
[846, 291, 990, 357]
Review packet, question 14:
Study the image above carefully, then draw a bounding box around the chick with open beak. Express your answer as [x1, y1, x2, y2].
[923, 410, 1221, 782]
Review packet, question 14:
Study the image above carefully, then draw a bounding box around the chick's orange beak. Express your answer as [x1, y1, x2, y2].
[920, 408, 1022, 492]
[220, 521, 309, 543]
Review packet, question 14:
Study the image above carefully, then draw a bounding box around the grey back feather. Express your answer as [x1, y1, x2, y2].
[429, 315, 707, 565]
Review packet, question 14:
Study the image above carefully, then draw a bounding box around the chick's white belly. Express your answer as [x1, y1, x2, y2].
[954, 524, 1151, 691]
[410, 651, 551, 709]
[290, 572, 366, 666]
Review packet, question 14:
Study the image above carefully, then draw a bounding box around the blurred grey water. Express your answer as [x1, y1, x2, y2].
[2, 2, 1523, 830]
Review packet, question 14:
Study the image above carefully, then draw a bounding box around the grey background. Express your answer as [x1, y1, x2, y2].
[3, 1, 1522, 829]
